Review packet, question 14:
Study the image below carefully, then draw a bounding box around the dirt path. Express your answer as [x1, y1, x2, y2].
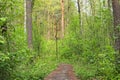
[44, 64, 78, 80]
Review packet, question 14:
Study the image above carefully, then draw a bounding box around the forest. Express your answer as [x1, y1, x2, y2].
[0, 0, 120, 80]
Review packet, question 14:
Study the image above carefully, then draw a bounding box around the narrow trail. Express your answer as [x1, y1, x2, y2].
[44, 64, 78, 80]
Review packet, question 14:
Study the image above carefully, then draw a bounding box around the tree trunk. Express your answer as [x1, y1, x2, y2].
[25, 0, 33, 49]
[61, 0, 65, 38]
[108, 0, 111, 8]
[112, 0, 120, 52]
[112, 0, 120, 72]
[77, 0, 82, 35]
[77, 0, 81, 22]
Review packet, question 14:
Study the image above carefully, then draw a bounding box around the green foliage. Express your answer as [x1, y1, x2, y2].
[0, 0, 119, 80]
[96, 46, 116, 79]
[0, 52, 11, 80]
[57, 4, 117, 79]
[0, 17, 7, 26]
[10, 49, 58, 80]
[0, 35, 5, 45]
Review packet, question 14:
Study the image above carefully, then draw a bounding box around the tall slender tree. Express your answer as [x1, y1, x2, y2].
[77, 0, 82, 35]
[108, 0, 111, 8]
[77, 0, 81, 25]
[60, 0, 65, 38]
[25, 0, 33, 49]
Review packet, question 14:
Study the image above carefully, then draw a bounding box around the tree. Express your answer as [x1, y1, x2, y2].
[112, 0, 120, 52]
[108, 0, 111, 8]
[60, 0, 65, 38]
[25, 0, 33, 49]
[77, 0, 81, 25]
[112, 0, 120, 72]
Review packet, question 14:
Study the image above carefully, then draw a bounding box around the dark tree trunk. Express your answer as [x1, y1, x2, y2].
[112, 0, 120, 72]
[77, 0, 81, 21]
[77, 0, 82, 34]
[26, 0, 33, 49]
[112, 0, 120, 52]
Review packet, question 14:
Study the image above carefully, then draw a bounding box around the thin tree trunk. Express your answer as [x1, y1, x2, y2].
[61, 0, 65, 38]
[55, 20, 58, 60]
[24, 0, 26, 33]
[47, 11, 50, 39]
[77, 0, 81, 24]
[108, 0, 111, 8]
[25, 0, 33, 49]
[77, 0, 82, 35]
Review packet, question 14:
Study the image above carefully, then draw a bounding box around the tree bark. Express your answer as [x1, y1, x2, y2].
[77, 0, 81, 20]
[61, 0, 65, 38]
[112, 0, 120, 72]
[112, 0, 120, 53]
[77, 0, 82, 35]
[25, 0, 33, 49]
[108, 0, 111, 8]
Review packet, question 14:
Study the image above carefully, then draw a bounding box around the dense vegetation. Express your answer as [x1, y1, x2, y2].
[0, 0, 120, 80]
